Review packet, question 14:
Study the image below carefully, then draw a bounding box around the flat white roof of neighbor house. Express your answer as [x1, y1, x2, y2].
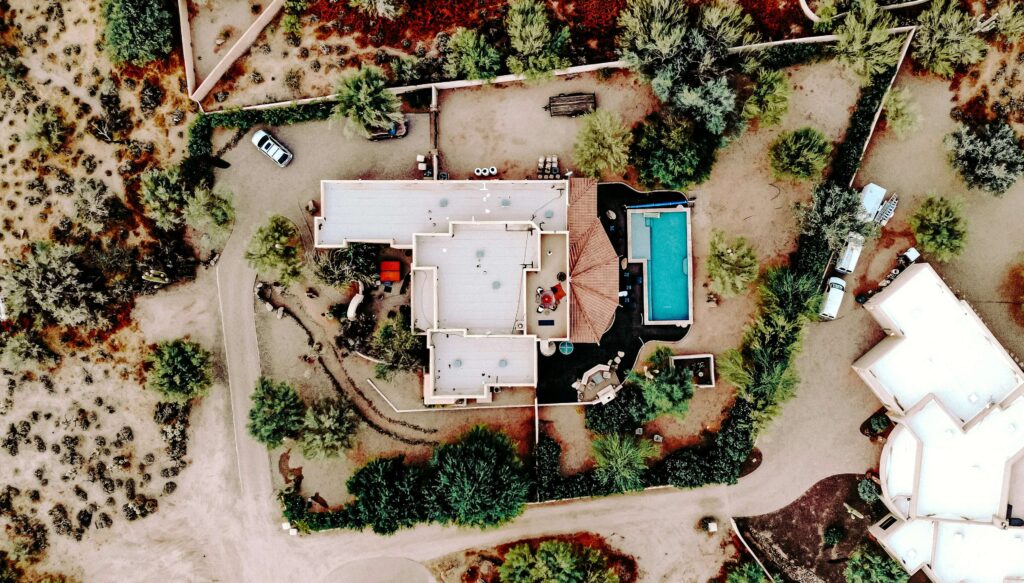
[429, 331, 537, 396]
[415, 222, 538, 335]
[317, 180, 569, 247]
[883, 518, 934, 573]
[863, 264, 1023, 421]
[930, 521, 1024, 583]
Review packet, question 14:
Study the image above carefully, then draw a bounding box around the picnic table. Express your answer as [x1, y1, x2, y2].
[544, 93, 597, 117]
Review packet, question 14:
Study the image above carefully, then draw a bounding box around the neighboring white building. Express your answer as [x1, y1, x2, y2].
[852, 263, 1024, 583]
[316, 179, 620, 405]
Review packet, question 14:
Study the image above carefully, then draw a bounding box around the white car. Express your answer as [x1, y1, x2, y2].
[252, 129, 293, 167]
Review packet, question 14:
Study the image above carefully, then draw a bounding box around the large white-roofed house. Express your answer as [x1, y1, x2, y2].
[316, 178, 620, 405]
[853, 263, 1024, 583]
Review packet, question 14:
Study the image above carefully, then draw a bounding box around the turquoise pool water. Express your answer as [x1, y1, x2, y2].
[629, 210, 691, 322]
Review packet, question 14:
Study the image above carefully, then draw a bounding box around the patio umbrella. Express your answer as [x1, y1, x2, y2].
[569, 217, 619, 344]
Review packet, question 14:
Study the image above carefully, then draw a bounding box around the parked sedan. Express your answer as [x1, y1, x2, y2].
[251, 129, 293, 167]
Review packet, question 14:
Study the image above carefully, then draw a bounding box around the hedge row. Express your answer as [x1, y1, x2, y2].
[830, 63, 901, 187]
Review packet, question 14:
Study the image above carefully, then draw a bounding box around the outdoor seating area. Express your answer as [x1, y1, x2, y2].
[535, 283, 567, 314]
[573, 351, 626, 403]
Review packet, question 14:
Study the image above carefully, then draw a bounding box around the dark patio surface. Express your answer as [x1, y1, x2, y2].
[537, 183, 692, 403]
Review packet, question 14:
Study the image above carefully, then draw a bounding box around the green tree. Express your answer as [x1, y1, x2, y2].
[332, 66, 403, 137]
[26, 107, 70, 153]
[706, 229, 758, 297]
[574, 110, 633, 178]
[759, 267, 820, 322]
[429, 426, 529, 528]
[348, 0, 404, 20]
[141, 166, 189, 231]
[310, 245, 378, 288]
[299, 398, 360, 458]
[796, 182, 875, 252]
[444, 28, 503, 81]
[912, 0, 987, 78]
[146, 339, 213, 402]
[632, 113, 722, 189]
[726, 562, 766, 583]
[994, 2, 1024, 43]
[592, 433, 658, 492]
[617, 0, 693, 83]
[857, 478, 881, 503]
[0, 242, 111, 328]
[183, 186, 235, 252]
[498, 541, 619, 583]
[628, 346, 694, 419]
[742, 69, 791, 127]
[101, 0, 175, 65]
[824, 523, 846, 547]
[946, 121, 1024, 195]
[908, 195, 967, 262]
[833, 0, 904, 82]
[370, 312, 425, 380]
[247, 377, 306, 448]
[245, 215, 304, 284]
[505, 0, 570, 79]
[345, 456, 430, 534]
[672, 77, 737, 135]
[844, 546, 908, 583]
[769, 127, 831, 181]
[881, 87, 921, 139]
[0, 331, 57, 371]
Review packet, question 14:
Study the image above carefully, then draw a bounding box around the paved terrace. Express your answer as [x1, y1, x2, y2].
[316, 180, 569, 248]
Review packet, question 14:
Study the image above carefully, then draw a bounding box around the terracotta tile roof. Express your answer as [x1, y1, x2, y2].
[568, 179, 619, 344]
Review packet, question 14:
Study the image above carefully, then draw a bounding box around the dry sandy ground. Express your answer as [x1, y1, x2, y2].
[437, 70, 659, 180]
[188, 0, 261, 80]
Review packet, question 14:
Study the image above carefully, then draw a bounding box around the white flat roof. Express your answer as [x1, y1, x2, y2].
[866, 265, 1023, 421]
[415, 223, 538, 335]
[317, 180, 568, 247]
[883, 518, 934, 573]
[884, 424, 918, 503]
[930, 521, 1024, 583]
[429, 331, 537, 396]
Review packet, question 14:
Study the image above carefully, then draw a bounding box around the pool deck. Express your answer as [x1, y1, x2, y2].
[625, 206, 693, 327]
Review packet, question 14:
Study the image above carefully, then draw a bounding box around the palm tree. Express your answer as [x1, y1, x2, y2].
[332, 66, 403, 137]
[592, 433, 658, 492]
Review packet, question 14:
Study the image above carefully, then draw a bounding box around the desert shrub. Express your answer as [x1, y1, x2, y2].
[592, 433, 658, 493]
[245, 215, 304, 284]
[706, 229, 758, 297]
[140, 166, 189, 231]
[796, 182, 875, 253]
[908, 195, 967, 261]
[631, 113, 722, 189]
[770, 127, 832, 181]
[584, 387, 654, 435]
[444, 28, 503, 81]
[0, 331, 57, 371]
[881, 87, 921, 139]
[299, 398, 360, 458]
[247, 377, 305, 448]
[429, 426, 529, 528]
[505, 0, 569, 79]
[498, 540, 618, 583]
[282, 0, 307, 35]
[759, 268, 821, 322]
[348, 0, 404, 20]
[844, 546, 907, 583]
[726, 562, 766, 583]
[27, 107, 70, 153]
[146, 339, 213, 402]
[756, 43, 828, 70]
[370, 311, 425, 380]
[573, 110, 633, 178]
[946, 121, 1024, 195]
[628, 346, 694, 420]
[101, 0, 174, 65]
[183, 186, 235, 248]
[868, 412, 891, 435]
[343, 456, 430, 534]
[310, 245, 377, 288]
[0, 47, 28, 87]
[912, 0, 987, 78]
[657, 399, 755, 488]
[857, 478, 881, 503]
[832, 0, 904, 83]
[74, 178, 122, 232]
[742, 68, 790, 127]
[994, 2, 1024, 44]
[824, 523, 846, 547]
[332, 66, 403, 137]
[0, 242, 112, 329]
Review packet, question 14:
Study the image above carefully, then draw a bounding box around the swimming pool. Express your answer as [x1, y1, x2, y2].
[627, 207, 692, 325]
